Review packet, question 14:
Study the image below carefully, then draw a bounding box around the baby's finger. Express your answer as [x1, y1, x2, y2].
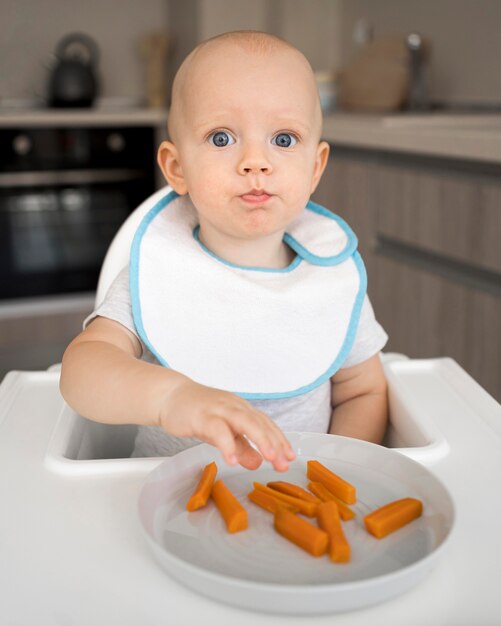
[246, 407, 296, 463]
[256, 411, 296, 460]
[233, 434, 263, 470]
[228, 408, 291, 469]
[203, 419, 239, 466]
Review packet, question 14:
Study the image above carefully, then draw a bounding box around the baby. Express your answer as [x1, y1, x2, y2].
[60, 30, 388, 472]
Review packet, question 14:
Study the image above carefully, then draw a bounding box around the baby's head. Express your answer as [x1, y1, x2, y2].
[158, 31, 329, 244]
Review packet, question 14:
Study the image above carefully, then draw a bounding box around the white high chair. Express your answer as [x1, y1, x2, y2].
[44, 183, 498, 467]
[87, 186, 447, 464]
[94, 185, 173, 308]
[2, 185, 501, 623]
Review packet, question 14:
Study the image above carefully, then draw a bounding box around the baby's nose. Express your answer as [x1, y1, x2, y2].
[237, 144, 273, 175]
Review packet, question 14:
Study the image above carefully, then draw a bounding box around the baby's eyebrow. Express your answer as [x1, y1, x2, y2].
[193, 113, 233, 132]
[274, 118, 311, 133]
[193, 117, 311, 134]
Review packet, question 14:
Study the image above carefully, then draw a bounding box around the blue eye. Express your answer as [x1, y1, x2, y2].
[272, 133, 297, 148]
[208, 131, 235, 147]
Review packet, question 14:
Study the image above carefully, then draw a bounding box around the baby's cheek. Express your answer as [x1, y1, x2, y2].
[186, 175, 220, 208]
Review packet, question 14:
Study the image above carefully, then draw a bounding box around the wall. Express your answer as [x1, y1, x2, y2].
[340, 0, 501, 106]
[0, 0, 168, 105]
[168, 0, 501, 106]
[167, 0, 342, 90]
[197, 0, 342, 73]
[3, 0, 500, 108]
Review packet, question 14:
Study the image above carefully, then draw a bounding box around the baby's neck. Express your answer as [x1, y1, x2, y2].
[198, 227, 295, 269]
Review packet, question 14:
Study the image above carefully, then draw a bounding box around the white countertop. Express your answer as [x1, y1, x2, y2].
[1, 357, 501, 625]
[322, 112, 501, 164]
[0, 107, 167, 127]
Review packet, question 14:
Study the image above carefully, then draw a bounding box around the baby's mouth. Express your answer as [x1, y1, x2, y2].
[240, 189, 273, 204]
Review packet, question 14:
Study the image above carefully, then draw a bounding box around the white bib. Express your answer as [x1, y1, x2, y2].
[130, 191, 367, 400]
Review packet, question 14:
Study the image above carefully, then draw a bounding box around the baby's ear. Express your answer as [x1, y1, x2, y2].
[310, 141, 330, 194]
[157, 141, 188, 194]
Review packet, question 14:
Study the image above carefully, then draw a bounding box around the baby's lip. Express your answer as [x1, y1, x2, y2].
[240, 189, 273, 204]
[243, 188, 272, 196]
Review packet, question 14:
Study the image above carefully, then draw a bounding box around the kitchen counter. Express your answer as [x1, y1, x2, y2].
[2, 108, 501, 164]
[0, 107, 168, 127]
[322, 113, 501, 164]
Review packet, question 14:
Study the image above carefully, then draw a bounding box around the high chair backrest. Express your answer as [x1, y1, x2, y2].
[95, 185, 172, 307]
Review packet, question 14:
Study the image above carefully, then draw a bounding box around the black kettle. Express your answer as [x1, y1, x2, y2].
[48, 33, 99, 108]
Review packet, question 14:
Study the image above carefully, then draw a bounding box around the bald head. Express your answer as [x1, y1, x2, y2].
[168, 31, 322, 142]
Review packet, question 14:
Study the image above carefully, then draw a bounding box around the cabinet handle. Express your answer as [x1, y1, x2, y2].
[374, 235, 501, 298]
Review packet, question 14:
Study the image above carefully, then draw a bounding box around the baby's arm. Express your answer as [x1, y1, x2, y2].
[60, 316, 295, 470]
[329, 354, 388, 444]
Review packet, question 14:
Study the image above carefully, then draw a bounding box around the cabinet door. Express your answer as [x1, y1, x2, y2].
[372, 254, 501, 402]
[0, 299, 93, 378]
[374, 161, 501, 274]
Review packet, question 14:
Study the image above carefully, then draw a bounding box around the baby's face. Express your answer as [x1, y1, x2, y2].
[161, 43, 329, 242]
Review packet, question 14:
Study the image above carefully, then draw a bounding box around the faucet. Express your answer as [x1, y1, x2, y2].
[406, 32, 430, 111]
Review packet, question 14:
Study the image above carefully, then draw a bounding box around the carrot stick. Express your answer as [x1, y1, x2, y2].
[274, 508, 329, 557]
[316, 501, 351, 563]
[247, 489, 299, 514]
[308, 481, 356, 520]
[186, 461, 218, 511]
[253, 482, 318, 517]
[306, 460, 356, 504]
[364, 498, 423, 539]
[267, 481, 321, 504]
[211, 479, 248, 533]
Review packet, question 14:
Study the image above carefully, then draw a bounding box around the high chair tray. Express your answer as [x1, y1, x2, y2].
[0, 356, 500, 625]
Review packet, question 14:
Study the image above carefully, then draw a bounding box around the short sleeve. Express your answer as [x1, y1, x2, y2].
[341, 295, 388, 368]
[83, 265, 137, 337]
[84, 265, 159, 362]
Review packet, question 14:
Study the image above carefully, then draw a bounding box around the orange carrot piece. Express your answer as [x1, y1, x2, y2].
[364, 498, 423, 539]
[247, 489, 299, 514]
[267, 481, 321, 504]
[308, 481, 356, 521]
[274, 508, 329, 557]
[316, 501, 351, 563]
[306, 460, 356, 505]
[253, 482, 318, 517]
[211, 479, 248, 533]
[186, 461, 218, 512]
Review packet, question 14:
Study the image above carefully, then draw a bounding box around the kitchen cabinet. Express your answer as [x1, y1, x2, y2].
[313, 147, 501, 401]
[0, 296, 93, 380]
[0, 109, 166, 381]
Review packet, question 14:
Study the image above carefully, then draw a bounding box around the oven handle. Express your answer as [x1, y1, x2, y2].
[0, 168, 147, 188]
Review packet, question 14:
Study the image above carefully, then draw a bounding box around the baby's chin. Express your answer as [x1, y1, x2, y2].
[233, 207, 294, 238]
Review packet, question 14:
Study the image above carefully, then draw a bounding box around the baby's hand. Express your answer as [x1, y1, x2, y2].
[159, 378, 296, 471]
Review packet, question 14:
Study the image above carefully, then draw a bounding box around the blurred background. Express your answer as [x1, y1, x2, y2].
[3, 0, 501, 108]
[1, 0, 500, 400]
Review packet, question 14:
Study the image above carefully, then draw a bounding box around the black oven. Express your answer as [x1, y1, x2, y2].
[0, 126, 155, 300]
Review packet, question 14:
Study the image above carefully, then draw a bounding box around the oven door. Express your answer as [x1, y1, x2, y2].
[0, 171, 150, 300]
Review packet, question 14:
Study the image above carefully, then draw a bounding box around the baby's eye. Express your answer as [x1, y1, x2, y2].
[208, 131, 235, 147]
[271, 133, 297, 148]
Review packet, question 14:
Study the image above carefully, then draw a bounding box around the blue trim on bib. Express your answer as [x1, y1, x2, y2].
[130, 188, 179, 361]
[130, 189, 368, 399]
[284, 200, 358, 266]
[193, 225, 302, 273]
